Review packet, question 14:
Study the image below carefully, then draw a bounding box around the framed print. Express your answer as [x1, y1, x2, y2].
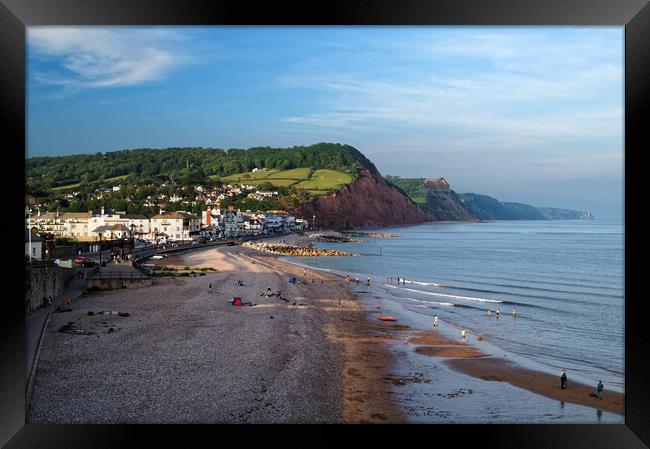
[2, 0, 649, 447]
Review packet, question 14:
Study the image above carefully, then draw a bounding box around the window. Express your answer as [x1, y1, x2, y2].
[32, 247, 36, 255]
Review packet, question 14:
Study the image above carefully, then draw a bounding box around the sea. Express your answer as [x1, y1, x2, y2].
[284, 219, 625, 393]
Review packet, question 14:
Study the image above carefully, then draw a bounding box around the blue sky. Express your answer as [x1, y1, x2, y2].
[27, 26, 624, 219]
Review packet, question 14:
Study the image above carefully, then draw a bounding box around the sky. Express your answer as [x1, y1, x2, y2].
[27, 26, 624, 220]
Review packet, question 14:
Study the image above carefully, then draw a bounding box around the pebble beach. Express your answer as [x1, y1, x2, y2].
[26, 233, 623, 423]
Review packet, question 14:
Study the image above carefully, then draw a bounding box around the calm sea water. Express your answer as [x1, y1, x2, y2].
[286, 220, 625, 390]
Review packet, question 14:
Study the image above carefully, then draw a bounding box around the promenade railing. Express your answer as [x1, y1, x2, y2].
[87, 271, 150, 281]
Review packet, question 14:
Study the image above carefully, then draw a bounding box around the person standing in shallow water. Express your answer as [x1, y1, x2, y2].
[461, 328, 466, 342]
[433, 315, 439, 328]
[597, 380, 604, 400]
[367, 276, 370, 286]
[560, 369, 568, 389]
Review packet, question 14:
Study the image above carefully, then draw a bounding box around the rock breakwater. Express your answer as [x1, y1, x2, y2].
[242, 241, 359, 256]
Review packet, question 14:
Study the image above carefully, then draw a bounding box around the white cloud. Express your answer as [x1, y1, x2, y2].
[279, 29, 623, 153]
[28, 27, 186, 91]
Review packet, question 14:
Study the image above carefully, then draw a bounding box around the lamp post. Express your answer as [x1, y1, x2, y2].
[130, 224, 135, 253]
[312, 214, 316, 230]
[25, 206, 32, 262]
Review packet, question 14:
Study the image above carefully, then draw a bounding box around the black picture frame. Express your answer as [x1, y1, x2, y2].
[2, 0, 648, 447]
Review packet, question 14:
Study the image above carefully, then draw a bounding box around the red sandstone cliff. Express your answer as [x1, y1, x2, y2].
[295, 170, 432, 230]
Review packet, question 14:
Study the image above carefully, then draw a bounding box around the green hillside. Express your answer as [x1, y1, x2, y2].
[25, 143, 374, 215]
[26, 143, 376, 195]
[295, 169, 353, 191]
[218, 167, 352, 194]
[384, 176, 427, 205]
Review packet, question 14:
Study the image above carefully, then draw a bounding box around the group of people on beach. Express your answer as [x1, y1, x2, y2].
[343, 274, 372, 286]
[559, 368, 605, 400]
[386, 276, 406, 285]
[486, 307, 517, 317]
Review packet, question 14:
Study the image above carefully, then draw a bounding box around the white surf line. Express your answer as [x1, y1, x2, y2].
[398, 294, 454, 307]
[402, 279, 442, 287]
[384, 284, 502, 303]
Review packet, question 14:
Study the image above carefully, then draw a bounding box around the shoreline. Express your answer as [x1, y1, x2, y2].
[244, 234, 624, 417]
[27, 234, 622, 423]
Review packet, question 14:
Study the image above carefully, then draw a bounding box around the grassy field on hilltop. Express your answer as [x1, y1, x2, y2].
[220, 169, 280, 182]
[267, 167, 312, 180]
[51, 182, 82, 192]
[50, 174, 130, 192]
[219, 167, 353, 194]
[295, 170, 353, 191]
[384, 176, 427, 205]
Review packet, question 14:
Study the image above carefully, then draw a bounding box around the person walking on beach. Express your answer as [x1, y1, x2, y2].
[560, 369, 568, 389]
[433, 315, 439, 328]
[461, 328, 467, 343]
[303, 268, 307, 277]
[597, 380, 604, 400]
[208, 283, 212, 294]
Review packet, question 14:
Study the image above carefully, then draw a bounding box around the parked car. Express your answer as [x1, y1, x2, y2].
[73, 256, 104, 267]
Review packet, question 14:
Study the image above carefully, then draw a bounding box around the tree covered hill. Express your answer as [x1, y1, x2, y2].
[26, 143, 378, 195]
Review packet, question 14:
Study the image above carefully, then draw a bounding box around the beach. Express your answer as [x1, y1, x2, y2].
[26, 242, 404, 423]
[27, 233, 623, 423]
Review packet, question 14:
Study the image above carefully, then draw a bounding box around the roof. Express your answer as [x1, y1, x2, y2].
[92, 224, 129, 233]
[150, 211, 198, 220]
[121, 214, 148, 220]
[25, 229, 43, 242]
[35, 212, 91, 221]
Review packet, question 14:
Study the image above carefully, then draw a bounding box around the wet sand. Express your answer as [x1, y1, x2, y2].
[405, 330, 624, 416]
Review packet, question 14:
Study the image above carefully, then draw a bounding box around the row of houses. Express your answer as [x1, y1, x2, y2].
[202, 206, 308, 238]
[26, 205, 308, 243]
[26, 207, 201, 242]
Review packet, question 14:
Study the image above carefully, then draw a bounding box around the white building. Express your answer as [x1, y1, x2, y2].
[149, 211, 201, 242]
[87, 209, 150, 240]
[91, 223, 131, 240]
[25, 229, 43, 260]
[27, 211, 92, 240]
